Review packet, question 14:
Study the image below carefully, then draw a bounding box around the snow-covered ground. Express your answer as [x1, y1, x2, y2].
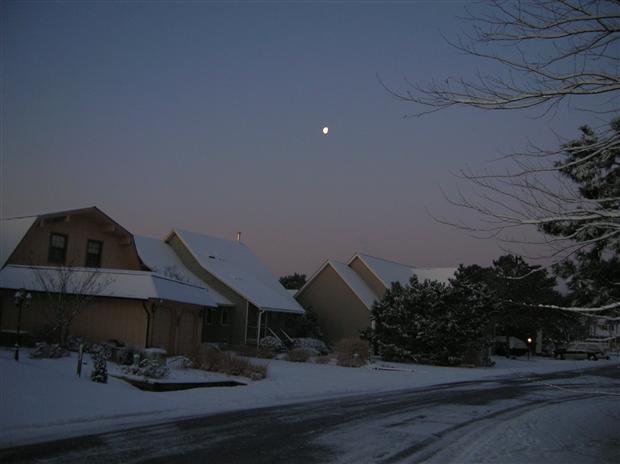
[425, 395, 620, 463]
[1, 348, 617, 448]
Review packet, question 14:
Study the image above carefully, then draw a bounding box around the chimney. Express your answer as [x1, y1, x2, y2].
[236, 231, 241, 242]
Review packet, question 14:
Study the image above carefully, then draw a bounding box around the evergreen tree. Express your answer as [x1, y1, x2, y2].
[279, 273, 307, 290]
[546, 120, 620, 313]
[458, 257, 581, 346]
[367, 274, 494, 366]
[294, 306, 323, 339]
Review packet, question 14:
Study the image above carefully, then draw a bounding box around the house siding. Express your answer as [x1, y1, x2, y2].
[0, 290, 206, 355]
[0, 291, 148, 347]
[297, 264, 371, 345]
[167, 234, 247, 345]
[8, 212, 141, 270]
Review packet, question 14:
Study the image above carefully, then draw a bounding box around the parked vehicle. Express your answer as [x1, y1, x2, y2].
[554, 342, 608, 360]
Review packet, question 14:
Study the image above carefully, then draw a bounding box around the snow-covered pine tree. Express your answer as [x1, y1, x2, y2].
[547, 120, 620, 316]
[368, 277, 446, 362]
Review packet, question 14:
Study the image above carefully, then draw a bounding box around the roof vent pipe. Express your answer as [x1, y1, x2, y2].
[236, 231, 241, 242]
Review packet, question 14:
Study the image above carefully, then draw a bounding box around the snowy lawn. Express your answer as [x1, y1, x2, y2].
[1, 347, 617, 448]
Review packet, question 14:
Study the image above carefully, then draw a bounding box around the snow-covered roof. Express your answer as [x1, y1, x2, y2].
[0, 265, 219, 307]
[351, 253, 456, 288]
[0, 217, 37, 268]
[328, 260, 378, 309]
[171, 229, 304, 315]
[134, 235, 231, 306]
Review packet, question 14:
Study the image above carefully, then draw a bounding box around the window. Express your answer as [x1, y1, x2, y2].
[221, 309, 229, 326]
[48, 233, 67, 264]
[85, 240, 103, 267]
[205, 309, 214, 325]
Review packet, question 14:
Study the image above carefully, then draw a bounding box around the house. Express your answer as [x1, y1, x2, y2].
[0, 207, 302, 354]
[164, 229, 305, 346]
[296, 253, 456, 344]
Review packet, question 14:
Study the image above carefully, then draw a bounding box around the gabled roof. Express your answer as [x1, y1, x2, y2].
[325, 260, 378, 309]
[349, 253, 456, 288]
[0, 265, 218, 307]
[134, 235, 232, 306]
[0, 216, 37, 268]
[170, 229, 305, 315]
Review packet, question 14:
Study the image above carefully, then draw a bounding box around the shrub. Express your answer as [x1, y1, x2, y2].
[89, 343, 113, 360]
[90, 350, 108, 383]
[292, 338, 329, 355]
[314, 355, 331, 364]
[29, 342, 69, 359]
[195, 348, 268, 380]
[65, 336, 92, 353]
[116, 347, 142, 366]
[121, 359, 170, 379]
[335, 338, 369, 367]
[286, 348, 311, 362]
[259, 336, 285, 353]
[167, 356, 194, 369]
[235, 346, 277, 359]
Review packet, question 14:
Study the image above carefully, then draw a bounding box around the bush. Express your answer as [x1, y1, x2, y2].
[314, 355, 331, 364]
[259, 336, 285, 353]
[195, 348, 268, 380]
[292, 338, 329, 355]
[29, 342, 69, 359]
[234, 346, 277, 359]
[90, 350, 108, 383]
[286, 348, 311, 362]
[89, 343, 113, 360]
[65, 336, 92, 353]
[121, 359, 170, 379]
[167, 356, 194, 369]
[115, 347, 142, 366]
[335, 338, 369, 367]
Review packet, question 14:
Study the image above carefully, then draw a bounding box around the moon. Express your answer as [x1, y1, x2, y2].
[322, 126, 329, 135]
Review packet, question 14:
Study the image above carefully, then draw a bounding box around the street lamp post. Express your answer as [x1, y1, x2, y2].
[527, 336, 533, 360]
[14, 289, 32, 361]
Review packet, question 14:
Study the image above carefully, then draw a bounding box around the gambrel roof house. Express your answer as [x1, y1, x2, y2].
[0, 207, 301, 354]
[297, 252, 456, 344]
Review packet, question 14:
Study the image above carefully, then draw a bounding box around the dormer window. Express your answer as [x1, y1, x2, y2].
[48, 233, 68, 264]
[85, 240, 103, 268]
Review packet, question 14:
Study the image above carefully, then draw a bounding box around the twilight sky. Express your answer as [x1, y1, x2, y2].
[1, 1, 604, 277]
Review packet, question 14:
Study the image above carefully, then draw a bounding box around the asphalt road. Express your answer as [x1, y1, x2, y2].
[2, 365, 619, 464]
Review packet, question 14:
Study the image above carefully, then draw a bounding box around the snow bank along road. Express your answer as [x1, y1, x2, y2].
[2, 364, 618, 464]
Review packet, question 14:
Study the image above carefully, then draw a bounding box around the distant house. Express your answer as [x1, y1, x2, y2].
[296, 253, 456, 344]
[0, 207, 302, 354]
